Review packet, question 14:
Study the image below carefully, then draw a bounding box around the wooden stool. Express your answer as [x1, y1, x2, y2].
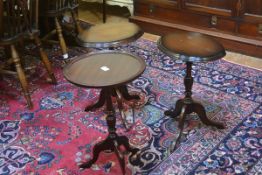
[76, 21, 143, 48]
[157, 31, 226, 151]
[63, 51, 146, 175]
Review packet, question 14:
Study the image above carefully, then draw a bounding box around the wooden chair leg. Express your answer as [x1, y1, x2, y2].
[10, 45, 33, 109]
[54, 17, 68, 59]
[34, 36, 57, 84]
[3, 46, 16, 71]
[70, 9, 83, 35]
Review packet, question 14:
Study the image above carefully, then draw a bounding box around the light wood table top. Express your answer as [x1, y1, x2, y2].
[77, 22, 144, 48]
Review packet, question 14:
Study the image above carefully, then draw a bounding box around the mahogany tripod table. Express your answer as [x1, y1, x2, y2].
[157, 31, 226, 151]
[63, 51, 146, 174]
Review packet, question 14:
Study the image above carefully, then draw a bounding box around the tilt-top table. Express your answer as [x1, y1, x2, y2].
[63, 50, 146, 174]
[157, 31, 226, 151]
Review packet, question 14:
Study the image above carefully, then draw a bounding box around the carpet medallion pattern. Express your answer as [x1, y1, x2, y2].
[0, 38, 261, 175]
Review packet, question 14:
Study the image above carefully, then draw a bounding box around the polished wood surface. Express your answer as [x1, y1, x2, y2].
[76, 22, 144, 48]
[79, 87, 140, 175]
[130, 0, 262, 58]
[158, 31, 226, 62]
[158, 32, 225, 151]
[63, 51, 146, 87]
[78, 22, 140, 42]
[63, 51, 145, 174]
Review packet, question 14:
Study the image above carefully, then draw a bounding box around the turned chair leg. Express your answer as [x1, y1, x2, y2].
[54, 17, 68, 59]
[3, 46, 15, 71]
[34, 36, 57, 84]
[10, 45, 33, 108]
[70, 9, 83, 35]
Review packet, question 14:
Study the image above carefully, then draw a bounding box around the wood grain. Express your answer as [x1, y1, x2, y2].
[63, 51, 146, 88]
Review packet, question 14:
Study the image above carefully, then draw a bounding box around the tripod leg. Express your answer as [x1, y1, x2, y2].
[79, 138, 113, 169]
[116, 135, 140, 174]
[113, 140, 126, 175]
[193, 102, 225, 129]
[85, 89, 106, 111]
[164, 99, 183, 118]
[170, 106, 187, 152]
[119, 85, 140, 101]
[117, 135, 139, 154]
[115, 88, 132, 130]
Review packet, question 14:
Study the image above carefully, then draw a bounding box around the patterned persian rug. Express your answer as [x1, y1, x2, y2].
[0, 38, 261, 175]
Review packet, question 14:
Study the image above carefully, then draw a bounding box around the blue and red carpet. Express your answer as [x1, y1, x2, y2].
[0, 38, 261, 175]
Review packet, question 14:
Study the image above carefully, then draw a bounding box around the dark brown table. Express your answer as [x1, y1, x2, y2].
[63, 50, 146, 174]
[157, 31, 226, 151]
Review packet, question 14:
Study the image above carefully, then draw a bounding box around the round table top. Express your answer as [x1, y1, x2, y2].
[63, 51, 146, 88]
[157, 31, 226, 62]
[76, 22, 144, 48]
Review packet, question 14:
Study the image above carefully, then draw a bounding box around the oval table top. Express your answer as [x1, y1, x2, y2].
[157, 31, 226, 62]
[63, 51, 146, 88]
[76, 22, 144, 48]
